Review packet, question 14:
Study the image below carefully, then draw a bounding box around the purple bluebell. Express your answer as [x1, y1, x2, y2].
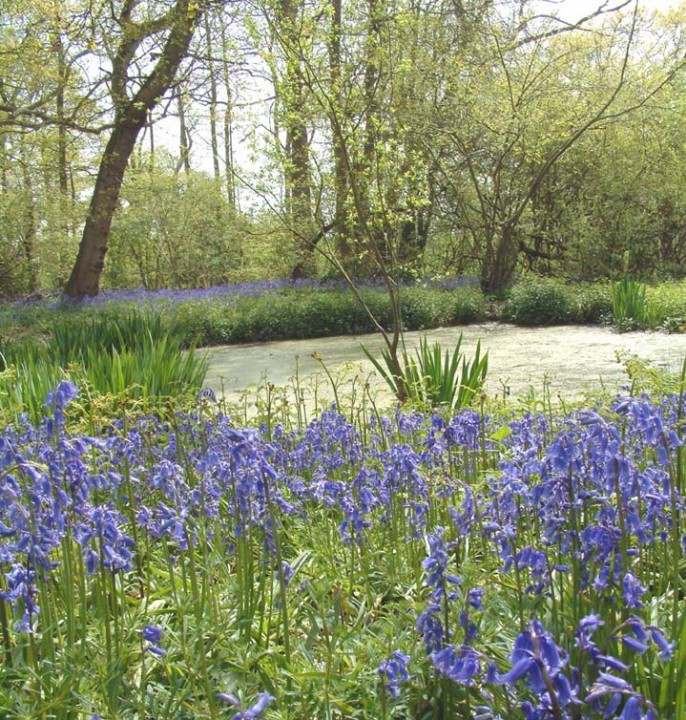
[378, 650, 410, 697]
[142, 624, 165, 656]
[0, 563, 39, 633]
[622, 573, 646, 609]
[431, 645, 481, 686]
[229, 691, 274, 720]
[422, 527, 460, 600]
[648, 626, 675, 661]
[467, 587, 484, 610]
[416, 603, 443, 654]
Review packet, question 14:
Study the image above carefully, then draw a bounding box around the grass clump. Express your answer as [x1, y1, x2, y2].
[612, 277, 650, 331]
[362, 333, 488, 409]
[0, 310, 207, 423]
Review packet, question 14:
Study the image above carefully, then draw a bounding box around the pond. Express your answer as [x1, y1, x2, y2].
[203, 323, 686, 404]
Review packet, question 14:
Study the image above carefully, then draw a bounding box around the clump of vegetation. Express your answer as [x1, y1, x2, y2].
[0, 310, 207, 423]
[500, 279, 576, 325]
[362, 333, 488, 409]
[612, 277, 649, 331]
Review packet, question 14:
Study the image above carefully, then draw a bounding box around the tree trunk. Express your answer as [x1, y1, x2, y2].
[220, 19, 237, 210]
[329, 0, 351, 262]
[178, 92, 191, 173]
[64, 118, 141, 297]
[277, 0, 314, 278]
[20, 141, 37, 292]
[205, 13, 221, 181]
[479, 222, 519, 294]
[64, 0, 205, 299]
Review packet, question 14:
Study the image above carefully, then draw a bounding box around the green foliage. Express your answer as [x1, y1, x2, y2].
[0, 310, 207, 423]
[173, 286, 486, 346]
[617, 351, 686, 398]
[501, 279, 575, 325]
[501, 279, 616, 326]
[105, 167, 292, 290]
[648, 281, 686, 333]
[573, 283, 613, 323]
[362, 333, 488, 408]
[611, 277, 666, 331]
[0, 353, 63, 424]
[48, 310, 178, 364]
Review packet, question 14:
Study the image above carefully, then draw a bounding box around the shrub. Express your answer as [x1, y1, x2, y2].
[648, 280, 686, 332]
[169, 286, 487, 347]
[573, 283, 613, 323]
[500, 280, 575, 325]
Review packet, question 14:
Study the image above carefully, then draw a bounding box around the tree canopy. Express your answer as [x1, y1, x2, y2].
[1, 0, 685, 297]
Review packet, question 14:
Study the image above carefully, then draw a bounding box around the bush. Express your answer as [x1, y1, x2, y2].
[500, 280, 575, 325]
[648, 280, 686, 331]
[573, 283, 613, 323]
[500, 279, 616, 326]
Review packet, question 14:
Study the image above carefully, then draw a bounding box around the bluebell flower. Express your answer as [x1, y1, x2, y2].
[44, 380, 79, 410]
[422, 527, 460, 600]
[621, 635, 649, 654]
[460, 609, 478, 644]
[0, 563, 39, 633]
[431, 645, 481, 686]
[218, 692, 241, 706]
[198, 387, 217, 403]
[142, 624, 165, 656]
[622, 573, 645, 609]
[43, 380, 79, 432]
[649, 626, 675, 661]
[603, 693, 623, 717]
[621, 696, 645, 720]
[229, 691, 274, 720]
[378, 650, 410, 697]
[492, 620, 578, 709]
[416, 603, 443, 654]
[467, 587, 484, 610]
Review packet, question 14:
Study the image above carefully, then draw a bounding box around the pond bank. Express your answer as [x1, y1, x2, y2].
[203, 323, 686, 403]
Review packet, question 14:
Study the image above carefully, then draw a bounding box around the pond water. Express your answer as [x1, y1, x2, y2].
[203, 323, 686, 404]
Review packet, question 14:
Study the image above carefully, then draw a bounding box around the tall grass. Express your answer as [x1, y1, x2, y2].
[0, 311, 207, 422]
[48, 311, 176, 364]
[612, 276, 663, 331]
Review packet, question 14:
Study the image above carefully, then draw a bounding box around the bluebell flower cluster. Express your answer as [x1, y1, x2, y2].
[378, 650, 410, 697]
[0, 382, 682, 717]
[6, 275, 476, 310]
[142, 624, 166, 657]
[218, 690, 274, 720]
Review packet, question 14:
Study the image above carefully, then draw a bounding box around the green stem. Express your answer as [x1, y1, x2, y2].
[262, 468, 292, 670]
[0, 592, 11, 668]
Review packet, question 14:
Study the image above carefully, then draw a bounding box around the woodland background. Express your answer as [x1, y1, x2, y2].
[2, 0, 686, 298]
